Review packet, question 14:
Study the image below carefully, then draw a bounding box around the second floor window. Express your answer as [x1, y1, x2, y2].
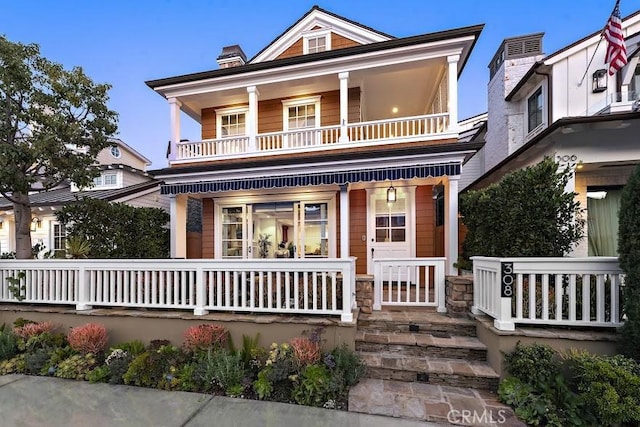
[221, 112, 246, 137]
[307, 36, 327, 54]
[527, 87, 543, 133]
[93, 172, 118, 187]
[288, 104, 316, 130]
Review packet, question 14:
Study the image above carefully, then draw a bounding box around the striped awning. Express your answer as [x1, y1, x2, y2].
[160, 163, 460, 195]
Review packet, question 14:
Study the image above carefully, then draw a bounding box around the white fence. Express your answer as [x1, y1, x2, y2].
[347, 113, 449, 143]
[471, 257, 624, 331]
[0, 258, 356, 322]
[373, 258, 446, 312]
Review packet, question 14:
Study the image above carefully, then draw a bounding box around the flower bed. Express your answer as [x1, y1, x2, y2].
[0, 319, 365, 410]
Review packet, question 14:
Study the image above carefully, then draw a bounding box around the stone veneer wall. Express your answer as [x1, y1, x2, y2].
[355, 275, 374, 314]
[445, 275, 473, 316]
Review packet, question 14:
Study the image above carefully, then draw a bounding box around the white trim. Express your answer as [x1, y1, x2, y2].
[216, 106, 249, 139]
[251, 9, 391, 63]
[303, 29, 332, 54]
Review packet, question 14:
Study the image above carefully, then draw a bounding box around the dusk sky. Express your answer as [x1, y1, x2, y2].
[3, 0, 638, 168]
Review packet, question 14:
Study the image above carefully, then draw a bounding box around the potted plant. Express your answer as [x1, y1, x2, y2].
[258, 234, 272, 258]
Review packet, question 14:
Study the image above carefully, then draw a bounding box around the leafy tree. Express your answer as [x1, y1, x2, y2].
[56, 198, 169, 258]
[460, 157, 584, 261]
[618, 164, 640, 360]
[0, 36, 118, 258]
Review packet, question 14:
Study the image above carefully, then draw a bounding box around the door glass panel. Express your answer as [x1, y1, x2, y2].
[222, 207, 243, 258]
[303, 203, 328, 257]
[252, 202, 294, 258]
[375, 196, 406, 243]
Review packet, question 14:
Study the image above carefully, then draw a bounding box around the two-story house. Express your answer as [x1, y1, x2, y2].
[147, 6, 483, 281]
[0, 138, 168, 256]
[463, 9, 640, 257]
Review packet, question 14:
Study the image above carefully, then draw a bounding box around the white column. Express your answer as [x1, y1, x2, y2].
[168, 98, 182, 161]
[447, 55, 460, 132]
[247, 86, 259, 151]
[170, 194, 188, 258]
[339, 184, 350, 258]
[444, 176, 459, 276]
[338, 72, 349, 143]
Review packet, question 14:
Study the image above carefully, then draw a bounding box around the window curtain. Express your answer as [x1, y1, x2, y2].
[587, 189, 622, 256]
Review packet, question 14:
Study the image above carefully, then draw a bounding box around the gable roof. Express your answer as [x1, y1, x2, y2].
[109, 138, 152, 166]
[250, 5, 393, 63]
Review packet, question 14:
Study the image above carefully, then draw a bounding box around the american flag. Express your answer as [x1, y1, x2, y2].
[603, 0, 627, 75]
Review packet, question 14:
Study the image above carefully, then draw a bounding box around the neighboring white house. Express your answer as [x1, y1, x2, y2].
[464, 10, 640, 257]
[0, 138, 169, 256]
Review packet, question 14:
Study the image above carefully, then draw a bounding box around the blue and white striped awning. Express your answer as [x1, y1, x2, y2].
[161, 163, 460, 195]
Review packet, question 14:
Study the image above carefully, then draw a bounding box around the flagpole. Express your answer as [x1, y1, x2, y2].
[577, 0, 621, 86]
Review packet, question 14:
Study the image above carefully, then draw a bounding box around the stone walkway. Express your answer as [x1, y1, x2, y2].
[349, 378, 525, 427]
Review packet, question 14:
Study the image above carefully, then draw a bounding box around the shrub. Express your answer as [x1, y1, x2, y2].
[253, 343, 296, 402]
[0, 354, 26, 374]
[330, 344, 366, 388]
[618, 164, 640, 360]
[104, 348, 134, 384]
[183, 324, 228, 354]
[565, 350, 640, 426]
[25, 349, 52, 375]
[0, 325, 18, 361]
[503, 342, 558, 385]
[197, 349, 245, 396]
[290, 336, 321, 367]
[111, 340, 146, 356]
[13, 321, 58, 340]
[292, 364, 334, 407]
[67, 323, 108, 355]
[460, 157, 584, 263]
[123, 344, 184, 388]
[86, 365, 110, 383]
[55, 354, 98, 380]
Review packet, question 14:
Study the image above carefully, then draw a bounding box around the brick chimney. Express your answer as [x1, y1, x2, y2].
[217, 45, 247, 69]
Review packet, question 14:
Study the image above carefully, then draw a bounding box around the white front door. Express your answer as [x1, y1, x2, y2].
[367, 187, 414, 275]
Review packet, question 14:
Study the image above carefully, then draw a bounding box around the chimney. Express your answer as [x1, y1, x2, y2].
[217, 45, 247, 69]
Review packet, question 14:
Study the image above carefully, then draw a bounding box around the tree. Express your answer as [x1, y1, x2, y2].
[618, 165, 640, 360]
[460, 157, 584, 261]
[0, 36, 118, 258]
[56, 198, 169, 259]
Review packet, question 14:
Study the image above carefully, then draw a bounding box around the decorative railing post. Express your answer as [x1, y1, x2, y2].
[76, 265, 92, 311]
[436, 259, 446, 313]
[340, 259, 354, 322]
[373, 261, 382, 311]
[194, 266, 208, 315]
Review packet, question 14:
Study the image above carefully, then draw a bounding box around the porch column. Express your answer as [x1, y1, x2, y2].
[170, 194, 188, 258]
[168, 98, 182, 161]
[447, 55, 460, 132]
[339, 184, 350, 258]
[247, 86, 259, 151]
[338, 72, 349, 143]
[444, 176, 459, 276]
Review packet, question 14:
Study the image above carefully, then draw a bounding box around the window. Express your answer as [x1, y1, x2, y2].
[216, 107, 248, 138]
[375, 198, 406, 242]
[53, 223, 66, 255]
[103, 173, 117, 186]
[303, 30, 331, 55]
[110, 146, 121, 158]
[288, 104, 316, 130]
[282, 97, 321, 147]
[527, 87, 543, 133]
[221, 207, 244, 258]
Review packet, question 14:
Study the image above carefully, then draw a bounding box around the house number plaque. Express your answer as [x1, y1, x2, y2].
[500, 262, 514, 298]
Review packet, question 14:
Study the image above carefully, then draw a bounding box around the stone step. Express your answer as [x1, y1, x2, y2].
[356, 331, 487, 361]
[358, 310, 477, 337]
[349, 378, 524, 426]
[358, 351, 500, 391]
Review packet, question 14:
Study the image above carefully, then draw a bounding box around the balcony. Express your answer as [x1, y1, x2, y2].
[174, 113, 451, 162]
[588, 90, 640, 115]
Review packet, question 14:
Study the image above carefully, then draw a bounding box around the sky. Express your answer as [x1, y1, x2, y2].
[2, 0, 639, 169]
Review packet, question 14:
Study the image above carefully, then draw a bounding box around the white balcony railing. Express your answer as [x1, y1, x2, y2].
[173, 113, 451, 162]
[471, 256, 624, 331]
[0, 258, 356, 322]
[372, 257, 446, 312]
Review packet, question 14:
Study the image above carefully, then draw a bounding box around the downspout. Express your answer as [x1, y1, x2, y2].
[534, 63, 552, 126]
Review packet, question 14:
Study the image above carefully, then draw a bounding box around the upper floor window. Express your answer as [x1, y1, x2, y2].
[110, 146, 121, 159]
[92, 172, 118, 188]
[216, 107, 248, 138]
[303, 30, 331, 55]
[282, 96, 321, 131]
[527, 87, 543, 133]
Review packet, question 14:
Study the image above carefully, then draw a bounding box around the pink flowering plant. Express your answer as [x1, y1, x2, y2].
[67, 323, 108, 355]
[182, 324, 229, 354]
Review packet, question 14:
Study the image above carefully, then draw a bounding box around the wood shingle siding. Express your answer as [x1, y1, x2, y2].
[349, 189, 367, 274]
[202, 198, 214, 258]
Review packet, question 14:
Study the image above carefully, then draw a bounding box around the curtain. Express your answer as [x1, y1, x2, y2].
[587, 189, 622, 256]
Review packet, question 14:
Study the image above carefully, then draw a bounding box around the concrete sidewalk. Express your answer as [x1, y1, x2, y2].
[0, 375, 439, 427]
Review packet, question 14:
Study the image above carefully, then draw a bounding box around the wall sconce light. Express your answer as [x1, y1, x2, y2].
[31, 217, 41, 232]
[592, 69, 607, 93]
[386, 183, 396, 203]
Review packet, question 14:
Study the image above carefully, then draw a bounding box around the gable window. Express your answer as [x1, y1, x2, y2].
[110, 146, 121, 158]
[303, 30, 331, 55]
[216, 107, 248, 138]
[527, 87, 543, 133]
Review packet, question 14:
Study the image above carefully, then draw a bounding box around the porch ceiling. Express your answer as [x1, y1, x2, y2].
[174, 57, 446, 123]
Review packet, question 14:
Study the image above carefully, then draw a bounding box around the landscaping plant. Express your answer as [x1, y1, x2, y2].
[67, 323, 108, 355]
[183, 324, 229, 354]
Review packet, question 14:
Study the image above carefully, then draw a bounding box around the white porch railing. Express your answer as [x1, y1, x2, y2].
[0, 258, 356, 322]
[373, 258, 446, 312]
[471, 256, 624, 331]
[173, 113, 451, 161]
